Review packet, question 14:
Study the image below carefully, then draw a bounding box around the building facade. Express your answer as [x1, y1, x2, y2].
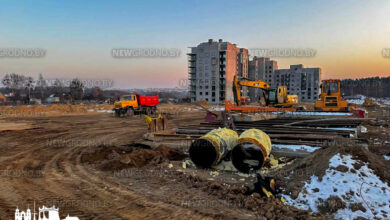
[273, 64, 321, 102]
[248, 57, 321, 102]
[248, 57, 278, 102]
[188, 39, 248, 104]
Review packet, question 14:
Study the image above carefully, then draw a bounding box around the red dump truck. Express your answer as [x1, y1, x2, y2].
[113, 94, 159, 116]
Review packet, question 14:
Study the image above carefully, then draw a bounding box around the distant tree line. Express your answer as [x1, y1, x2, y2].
[0, 73, 190, 105]
[0, 73, 124, 104]
[341, 77, 390, 97]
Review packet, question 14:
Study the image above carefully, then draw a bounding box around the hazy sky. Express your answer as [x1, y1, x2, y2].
[1, 0, 390, 89]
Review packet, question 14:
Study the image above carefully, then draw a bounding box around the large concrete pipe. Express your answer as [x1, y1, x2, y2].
[231, 129, 272, 173]
[189, 128, 238, 168]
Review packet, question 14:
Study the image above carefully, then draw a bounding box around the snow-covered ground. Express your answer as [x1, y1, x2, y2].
[272, 144, 320, 153]
[283, 153, 390, 219]
[346, 95, 390, 106]
[284, 112, 353, 116]
[384, 155, 390, 161]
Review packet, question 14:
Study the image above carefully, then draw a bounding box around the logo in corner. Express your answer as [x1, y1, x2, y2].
[15, 202, 79, 220]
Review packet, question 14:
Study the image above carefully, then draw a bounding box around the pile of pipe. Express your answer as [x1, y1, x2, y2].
[189, 128, 272, 173]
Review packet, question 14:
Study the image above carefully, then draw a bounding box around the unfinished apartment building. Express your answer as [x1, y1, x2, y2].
[188, 39, 248, 104]
[248, 57, 278, 102]
[274, 64, 321, 102]
[248, 57, 321, 102]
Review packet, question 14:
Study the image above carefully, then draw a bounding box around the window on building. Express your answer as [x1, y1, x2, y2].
[200, 92, 202, 95]
[206, 92, 208, 95]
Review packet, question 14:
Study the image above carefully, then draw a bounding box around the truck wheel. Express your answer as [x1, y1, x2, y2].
[121, 109, 128, 117]
[146, 107, 152, 116]
[114, 109, 120, 117]
[126, 108, 134, 117]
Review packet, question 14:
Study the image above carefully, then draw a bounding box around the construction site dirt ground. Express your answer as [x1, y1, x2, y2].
[0, 105, 389, 219]
[0, 111, 307, 219]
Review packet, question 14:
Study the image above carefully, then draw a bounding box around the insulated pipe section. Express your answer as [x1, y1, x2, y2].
[231, 129, 272, 173]
[189, 128, 238, 168]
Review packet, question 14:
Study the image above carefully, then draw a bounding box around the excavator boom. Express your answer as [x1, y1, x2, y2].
[233, 75, 270, 106]
[232, 75, 298, 107]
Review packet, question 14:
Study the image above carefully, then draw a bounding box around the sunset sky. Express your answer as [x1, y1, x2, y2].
[1, 0, 390, 88]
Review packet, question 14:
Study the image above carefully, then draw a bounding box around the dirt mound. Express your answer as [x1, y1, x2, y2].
[81, 144, 186, 171]
[195, 100, 210, 108]
[274, 139, 390, 219]
[273, 139, 390, 198]
[179, 175, 317, 219]
[0, 104, 112, 117]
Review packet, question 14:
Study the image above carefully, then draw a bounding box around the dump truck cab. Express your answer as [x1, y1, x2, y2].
[315, 79, 348, 111]
[114, 94, 159, 116]
[115, 94, 139, 109]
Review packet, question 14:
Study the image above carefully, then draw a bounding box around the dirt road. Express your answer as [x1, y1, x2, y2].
[0, 112, 313, 220]
[0, 113, 260, 219]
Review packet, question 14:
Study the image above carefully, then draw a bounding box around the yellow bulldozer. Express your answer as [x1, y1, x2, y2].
[315, 79, 348, 111]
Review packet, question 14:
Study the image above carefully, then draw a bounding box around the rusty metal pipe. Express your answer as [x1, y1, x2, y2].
[231, 129, 272, 173]
[189, 128, 238, 168]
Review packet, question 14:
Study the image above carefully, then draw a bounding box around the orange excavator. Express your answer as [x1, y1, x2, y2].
[225, 76, 298, 112]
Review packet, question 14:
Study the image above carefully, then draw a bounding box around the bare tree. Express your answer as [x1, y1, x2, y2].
[70, 78, 84, 100]
[36, 73, 47, 100]
[92, 87, 104, 101]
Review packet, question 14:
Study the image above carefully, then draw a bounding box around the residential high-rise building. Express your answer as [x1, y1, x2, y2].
[248, 57, 278, 102]
[188, 39, 248, 104]
[273, 64, 321, 102]
[248, 57, 321, 102]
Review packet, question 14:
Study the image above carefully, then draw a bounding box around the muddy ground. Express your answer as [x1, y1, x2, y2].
[0, 111, 318, 220]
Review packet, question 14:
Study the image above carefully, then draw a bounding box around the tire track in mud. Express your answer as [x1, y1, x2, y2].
[0, 113, 216, 219]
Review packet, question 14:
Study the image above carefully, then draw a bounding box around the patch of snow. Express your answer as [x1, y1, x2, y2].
[285, 112, 353, 116]
[347, 95, 365, 105]
[87, 109, 95, 112]
[347, 99, 365, 105]
[360, 126, 367, 133]
[209, 106, 225, 111]
[323, 127, 357, 131]
[97, 109, 113, 113]
[384, 155, 390, 161]
[283, 153, 390, 219]
[272, 144, 320, 153]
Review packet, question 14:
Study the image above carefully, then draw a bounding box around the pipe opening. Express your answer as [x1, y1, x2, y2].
[189, 139, 218, 168]
[231, 142, 265, 173]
